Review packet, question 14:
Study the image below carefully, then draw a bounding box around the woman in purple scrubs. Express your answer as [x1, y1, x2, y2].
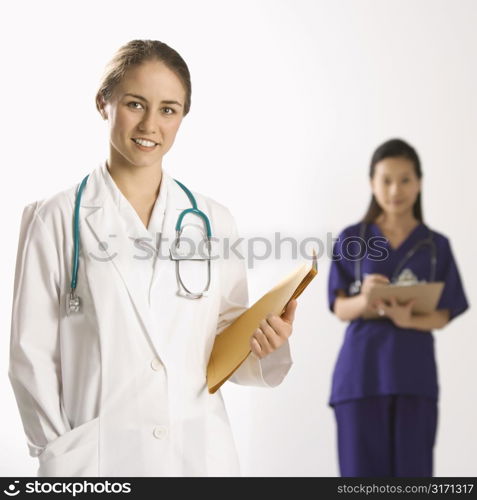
[328, 138, 469, 477]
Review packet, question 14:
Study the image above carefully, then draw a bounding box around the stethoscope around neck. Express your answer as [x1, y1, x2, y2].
[348, 222, 437, 296]
[66, 174, 212, 315]
[170, 179, 212, 299]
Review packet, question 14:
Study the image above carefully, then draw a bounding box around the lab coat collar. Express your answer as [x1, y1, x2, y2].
[99, 160, 168, 242]
[80, 159, 176, 210]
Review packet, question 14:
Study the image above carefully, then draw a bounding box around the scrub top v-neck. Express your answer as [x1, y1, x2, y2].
[327, 221, 469, 406]
[371, 221, 424, 252]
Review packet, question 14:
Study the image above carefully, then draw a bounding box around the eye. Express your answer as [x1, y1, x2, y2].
[402, 177, 410, 183]
[383, 178, 391, 185]
[162, 107, 176, 115]
[127, 101, 144, 110]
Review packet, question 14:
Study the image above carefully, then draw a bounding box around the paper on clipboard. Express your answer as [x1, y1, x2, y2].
[362, 281, 445, 319]
[206, 254, 318, 394]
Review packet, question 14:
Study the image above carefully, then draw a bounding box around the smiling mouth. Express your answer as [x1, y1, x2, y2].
[131, 138, 159, 147]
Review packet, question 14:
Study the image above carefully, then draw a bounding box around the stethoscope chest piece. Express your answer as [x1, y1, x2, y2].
[348, 280, 362, 296]
[66, 290, 81, 315]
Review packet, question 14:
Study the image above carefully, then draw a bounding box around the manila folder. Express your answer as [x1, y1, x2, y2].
[207, 257, 318, 394]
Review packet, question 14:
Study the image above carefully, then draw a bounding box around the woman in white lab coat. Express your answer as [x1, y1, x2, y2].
[9, 39, 297, 477]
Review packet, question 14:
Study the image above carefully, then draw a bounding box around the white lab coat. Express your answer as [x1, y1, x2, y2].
[9, 160, 293, 477]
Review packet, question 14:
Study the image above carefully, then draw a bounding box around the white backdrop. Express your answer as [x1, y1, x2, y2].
[1, 0, 475, 477]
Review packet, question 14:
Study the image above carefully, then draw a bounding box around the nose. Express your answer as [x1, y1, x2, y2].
[138, 110, 157, 135]
[389, 182, 401, 196]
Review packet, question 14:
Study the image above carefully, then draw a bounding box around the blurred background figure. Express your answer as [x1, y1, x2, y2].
[327, 138, 469, 477]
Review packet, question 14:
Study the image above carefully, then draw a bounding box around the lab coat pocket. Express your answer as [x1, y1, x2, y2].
[37, 416, 99, 477]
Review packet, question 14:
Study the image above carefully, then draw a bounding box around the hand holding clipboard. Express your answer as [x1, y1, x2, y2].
[362, 281, 445, 319]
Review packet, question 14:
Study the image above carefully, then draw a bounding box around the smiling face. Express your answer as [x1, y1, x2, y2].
[99, 59, 186, 170]
[370, 157, 421, 217]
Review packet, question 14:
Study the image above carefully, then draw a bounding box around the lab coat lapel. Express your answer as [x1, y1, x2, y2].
[149, 172, 187, 293]
[79, 165, 160, 361]
[148, 173, 191, 354]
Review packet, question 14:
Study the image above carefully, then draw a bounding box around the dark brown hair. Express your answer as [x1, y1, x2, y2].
[95, 39, 192, 116]
[362, 138, 423, 223]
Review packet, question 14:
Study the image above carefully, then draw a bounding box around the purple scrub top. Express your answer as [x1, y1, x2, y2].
[328, 222, 469, 407]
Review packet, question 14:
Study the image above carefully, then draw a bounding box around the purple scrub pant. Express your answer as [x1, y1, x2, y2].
[333, 395, 438, 477]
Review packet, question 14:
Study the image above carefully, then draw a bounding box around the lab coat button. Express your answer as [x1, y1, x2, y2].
[153, 425, 168, 439]
[150, 358, 162, 371]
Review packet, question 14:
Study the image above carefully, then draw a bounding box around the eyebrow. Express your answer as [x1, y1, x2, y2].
[123, 93, 183, 107]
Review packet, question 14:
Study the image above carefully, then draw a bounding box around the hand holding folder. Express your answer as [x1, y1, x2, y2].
[207, 253, 318, 394]
[249, 298, 298, 360]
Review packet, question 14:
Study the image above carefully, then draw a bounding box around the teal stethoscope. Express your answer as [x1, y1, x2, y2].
[67, 174, 212, 315]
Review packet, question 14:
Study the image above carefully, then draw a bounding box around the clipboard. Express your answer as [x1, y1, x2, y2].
[206, 254, 318, 394]
[362, 281, 445, 319]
